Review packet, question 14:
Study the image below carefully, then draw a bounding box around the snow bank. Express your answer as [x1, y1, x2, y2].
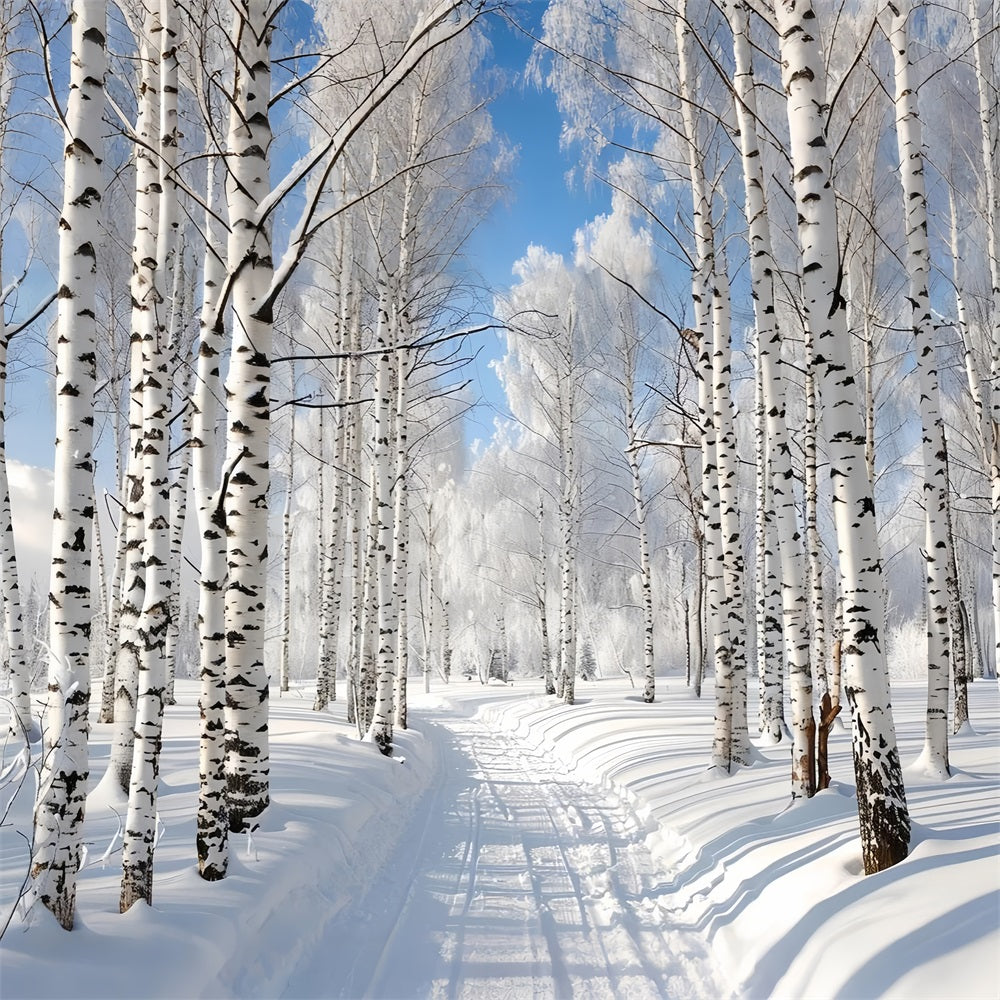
[0, 689, 436, 999]
[2, 677, 996, 1000]
[473, 678, 1000, 1000]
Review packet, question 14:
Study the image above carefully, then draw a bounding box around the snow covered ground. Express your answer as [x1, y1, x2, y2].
[2, 676, 998, 999]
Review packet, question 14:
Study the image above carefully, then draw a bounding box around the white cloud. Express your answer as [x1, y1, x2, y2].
[8, 459, 54, 589]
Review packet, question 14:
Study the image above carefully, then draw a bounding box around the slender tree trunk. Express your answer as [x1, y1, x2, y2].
[753, 332, 785, 744]
[947, 449, 970, 733]
[314, 407, 331, 710]
[165, 285, 193, 705]
[625, 378, 655, 703]
[676, 2, 734, 769]
[392, 350, 410, 730]
[969, 0, 1000, 679]
[159, 0, 182, 708]
[192, 152, 229, 880]
[121, 0, 175, 911]
[280, 399, 294, 695]
[366, 292, 398, 755]
[774, 0, 909, 874]
[712, 265, 750, 764]
[423, 515, 436, 694]
[889, 0, 953, 777]
[99, 494, 126, 724]
[538, 497, 554, 695]
[222, 0, 275, 830]
[110, 6, 164, 792]
[558, 329, 578, 707]
[729, 0, 812, 780]
[949, 188, 981, 711]
[0, 0, 33, 750]
[31, 1, 105, 929]
[0, 333, 33, 744]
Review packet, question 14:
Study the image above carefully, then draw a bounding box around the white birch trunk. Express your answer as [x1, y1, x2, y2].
[969, 0, 1000, 679]
[279, 400, 294, 695]
[711, 265, 749, 764]
[164, 255, 192, 705]
[889, 0, 953, 777]
[538, 498, 554, 695]
[358, 461, 380, 734]
[99, 492, 126, 724]
[193, 152, 229, 879]
[222, 0, 274, 829]
[313, 406, 330, 709]
[729, 0, 813, 780]
[159, 0, 185, 708]
[0, 329, 33, 743]
[392, 349, 410, 730]
[423, 513, 436, 694]
[753, 332, 785, 744]
[774, 0, 909, 873]
[0, 0, 33, 749]
[365, 292, 397, 754]
[31, 2, 105, 929]
[165, 357, 193, 700]
[676, 2, 733, 770]
[121, 0, 174, 911]
[558, 319, 578, 706]
[109, 7, 164, 792]
[624, 375, 655, 703]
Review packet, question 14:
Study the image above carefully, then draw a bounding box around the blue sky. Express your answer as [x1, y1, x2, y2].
[460, 5, 610, 444]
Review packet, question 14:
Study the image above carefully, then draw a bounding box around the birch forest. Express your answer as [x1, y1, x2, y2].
[0, 1, 997, 997]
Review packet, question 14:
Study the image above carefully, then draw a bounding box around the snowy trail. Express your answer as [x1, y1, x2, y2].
[284, 707, 724, 1000]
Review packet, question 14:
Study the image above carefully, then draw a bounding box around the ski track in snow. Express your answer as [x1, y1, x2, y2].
[286, 710, 725, 1000]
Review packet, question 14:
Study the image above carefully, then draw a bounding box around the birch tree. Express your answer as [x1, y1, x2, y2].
[772, 0, 910, 873]
[0, 0, 45, 749]
[725, 0, 815, 785]
[120, 0, 179, 912]
[886, 0, 953, 778]
[30, 0, 106, 929]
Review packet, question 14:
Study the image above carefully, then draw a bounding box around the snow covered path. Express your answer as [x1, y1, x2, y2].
[286, 706, 724, 1000]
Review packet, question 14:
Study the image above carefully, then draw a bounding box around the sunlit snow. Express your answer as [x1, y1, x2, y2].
[2, 677, 997, 999]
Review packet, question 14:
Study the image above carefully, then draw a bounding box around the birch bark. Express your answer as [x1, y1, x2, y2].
[0, 0, 32, 751]
[538, 497, 554, 695]
[222, 0, 274, 829]
[728, 0, 812, 780]
[392, 347, 410, 730]
[0, 299, 33, 745]
[121, 0, 176, 912]
[0, 39, 34, 740]
[622, 348, 655, 703]
[31, 1, 105, 929]
[558, 313, 578, 706]
[313, 406, 330, 709]
[675, 2, 735, 770]
[888, 0, 953, 777]
[968, 0, 1000, 679]
[193, 153, 229, 879]
[279, 398, 294, 695]
[365, 291, 398, 753]
[109, 3, 164, 793]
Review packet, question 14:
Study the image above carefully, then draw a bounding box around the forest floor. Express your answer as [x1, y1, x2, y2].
[1, 675, 998, 999]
